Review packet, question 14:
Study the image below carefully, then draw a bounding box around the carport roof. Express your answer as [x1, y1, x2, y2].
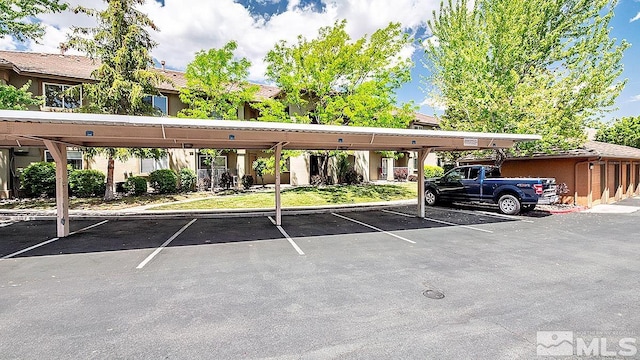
[0, 110, 540, 152]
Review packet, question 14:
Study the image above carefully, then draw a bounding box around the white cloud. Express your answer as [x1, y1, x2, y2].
[420, 96, 446, 111]
[631, 12, 640, 23]
[631, 94, 640, 102]
[1, 0, 440, 82]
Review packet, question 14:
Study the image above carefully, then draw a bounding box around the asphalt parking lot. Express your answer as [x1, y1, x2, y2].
[1, 205, 639, 359]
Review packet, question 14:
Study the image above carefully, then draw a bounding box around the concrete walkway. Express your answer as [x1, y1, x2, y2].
[583, 196, 640, 214]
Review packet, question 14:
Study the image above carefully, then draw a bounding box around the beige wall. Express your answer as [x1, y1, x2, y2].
[289, 153, 310, 185]
[0, 149, 9, 198]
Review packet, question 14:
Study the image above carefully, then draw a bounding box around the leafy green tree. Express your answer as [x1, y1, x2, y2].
[63, 0, 167, 200]
[178, 41, 258, 119]
[0, 0, 67, 42]
[265, 20, 415, 183]
[0, 82, 40, 109]
[596, 116, 640, 148]
[0, 0, 66, 109]
[424, 0, 628, 164]
[252, 158, 268, 186]
[265, 19, 414, 127]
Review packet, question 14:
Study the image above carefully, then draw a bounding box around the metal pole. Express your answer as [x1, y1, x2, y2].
[44, 140, 69, 237]
[275, 143, 282, 226]
[417, 148, 431, 218]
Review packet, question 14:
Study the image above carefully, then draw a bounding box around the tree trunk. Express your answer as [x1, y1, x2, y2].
[494, 148, 507, 168]
[104, 156, 115, 201]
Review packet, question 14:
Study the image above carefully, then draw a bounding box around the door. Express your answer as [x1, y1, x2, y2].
[437, 167, 468, 202]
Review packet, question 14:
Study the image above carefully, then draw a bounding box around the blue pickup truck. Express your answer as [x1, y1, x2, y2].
[424, 165, 558, 215]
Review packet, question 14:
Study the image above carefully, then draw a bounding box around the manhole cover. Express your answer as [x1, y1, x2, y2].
[422, 289, 445, 299]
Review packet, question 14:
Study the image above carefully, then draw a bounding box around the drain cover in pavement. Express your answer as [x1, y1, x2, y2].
[423, 289, 445, 299]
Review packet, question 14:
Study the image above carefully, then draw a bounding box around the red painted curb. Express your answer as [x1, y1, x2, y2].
[548, 206, 587, 214]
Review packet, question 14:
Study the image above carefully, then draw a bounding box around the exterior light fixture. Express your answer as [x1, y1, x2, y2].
[411, 140, 417, 145]
[85, 130, 94, 137]
[229, 134, 235, 140]
[338, 138, 343, 143]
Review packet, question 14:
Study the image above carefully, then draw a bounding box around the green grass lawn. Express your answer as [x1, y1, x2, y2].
[0, 183, 417, 211]
[150, 183, 417, 210]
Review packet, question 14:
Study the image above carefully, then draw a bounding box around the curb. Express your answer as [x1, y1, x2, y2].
[0, 200, 417, 221]
[547, 206, 587, 214]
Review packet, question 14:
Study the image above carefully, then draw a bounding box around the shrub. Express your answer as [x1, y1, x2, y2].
[393, 167, 409, 181]
[343, 169, 363, 185]
[149, 169, 178, 194]
[179, 168, 197, 192]
[20, 162, 56, 197]
[124, 176, 148, 195]
[241, 174, 254, 190]
[424, 165, 445, 178]
[310, 175, 323, 186]
[408, 174, 418, 182]
[220, 171, 234, 189]
[69, 169, 106, 197]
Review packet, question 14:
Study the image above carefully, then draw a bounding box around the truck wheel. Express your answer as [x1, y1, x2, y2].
[425, 188, 438, 206]
[498, 194, 521, 215]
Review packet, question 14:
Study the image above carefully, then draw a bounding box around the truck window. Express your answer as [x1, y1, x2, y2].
[468, 167, 480, 180]
[485, 167, 501, 178]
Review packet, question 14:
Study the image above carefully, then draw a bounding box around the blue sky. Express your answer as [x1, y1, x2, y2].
[2, 0, 638, 122]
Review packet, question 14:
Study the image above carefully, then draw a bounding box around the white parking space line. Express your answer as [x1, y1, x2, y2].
[136, 219, 197, 269]
[268, 217, 305, 256]
[1, 237, 60, 260]
[421, 216, 493, 233]
[382, 209, 416, 218]
[69, 220, 109, 235]
[0, 220, 15, 228]
[382, 208, 493, 233]
[429, 206, 534, 223]
[331, 213, 416, 244]
[1, 220, 110, 260]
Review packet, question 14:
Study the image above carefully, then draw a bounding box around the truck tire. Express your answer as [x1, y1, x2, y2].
[498, 194, 521, 215]
[425, 188, 438, 206]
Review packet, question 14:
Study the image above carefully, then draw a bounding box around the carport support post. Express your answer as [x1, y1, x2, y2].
[43, 140, 69, 237]
[275, 143, 282, 226]
[417, 148, 431, 218]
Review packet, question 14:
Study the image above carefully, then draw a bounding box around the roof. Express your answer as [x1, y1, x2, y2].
[410, 113, 441, 127]
[0, 50, 279, 97]
[0, 109, 540, 152]
[462, 140, 640, 162]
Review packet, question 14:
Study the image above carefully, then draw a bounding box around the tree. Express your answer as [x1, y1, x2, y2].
[0, 0, 67, 42]
[0, 82, 40, 109]
[1, 0, 66, 110]
[63, 0, 167, 200]
[265, 20, 416, 183]
[596, 116, 640, 149]
[424, 0, 628, 165]
[252, 158, 267, 186]
[178, 41, 258, 119]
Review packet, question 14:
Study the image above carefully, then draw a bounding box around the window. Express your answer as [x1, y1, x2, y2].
[141, 156, 168, 173]
[626, 164, 631, 189]
[43, 83, 81, 109]
[198, 155, 227, 170]
[45, 150, 83, 170]
[614, 163, 621, 191]
[143, 95, 168, 115]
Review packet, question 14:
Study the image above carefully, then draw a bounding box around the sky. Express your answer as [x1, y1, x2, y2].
[1, 0, 639, 122]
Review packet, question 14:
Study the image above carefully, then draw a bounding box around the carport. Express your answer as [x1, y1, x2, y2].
[0, 109, 540, 237]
